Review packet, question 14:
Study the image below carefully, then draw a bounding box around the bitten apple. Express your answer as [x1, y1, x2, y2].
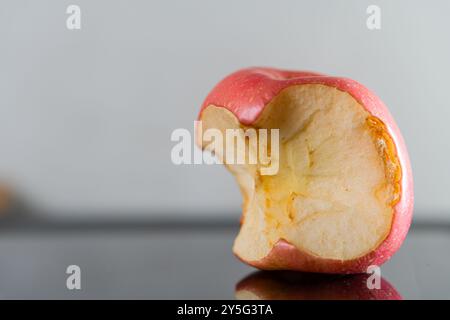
[198, 67, 413, 273]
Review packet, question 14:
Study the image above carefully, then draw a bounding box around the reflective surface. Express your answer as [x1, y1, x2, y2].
[0, 220, 448, 299]
[236, 271, 401, 300]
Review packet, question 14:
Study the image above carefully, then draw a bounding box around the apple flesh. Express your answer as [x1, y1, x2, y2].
[236, 271, 402, 300]
[198, 67, 413, 273]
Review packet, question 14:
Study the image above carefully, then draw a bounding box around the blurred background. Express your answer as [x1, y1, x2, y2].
[0, 0, 449, 300]
[0, 0, 448, 222]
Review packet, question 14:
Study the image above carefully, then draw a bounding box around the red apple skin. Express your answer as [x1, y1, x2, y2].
[236, 271, 402, 300]
[199, 67, 414, 274]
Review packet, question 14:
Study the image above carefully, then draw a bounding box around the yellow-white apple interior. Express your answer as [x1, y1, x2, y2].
[200, 84, 401, 262]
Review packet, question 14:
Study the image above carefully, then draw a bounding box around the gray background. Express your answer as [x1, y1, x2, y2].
[0, 0, 448, 220]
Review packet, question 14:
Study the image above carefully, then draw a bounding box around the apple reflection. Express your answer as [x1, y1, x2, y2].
[236, 271, 402, 300]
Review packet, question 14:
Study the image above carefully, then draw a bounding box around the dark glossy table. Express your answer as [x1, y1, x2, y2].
[0, 218, 448, 299]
